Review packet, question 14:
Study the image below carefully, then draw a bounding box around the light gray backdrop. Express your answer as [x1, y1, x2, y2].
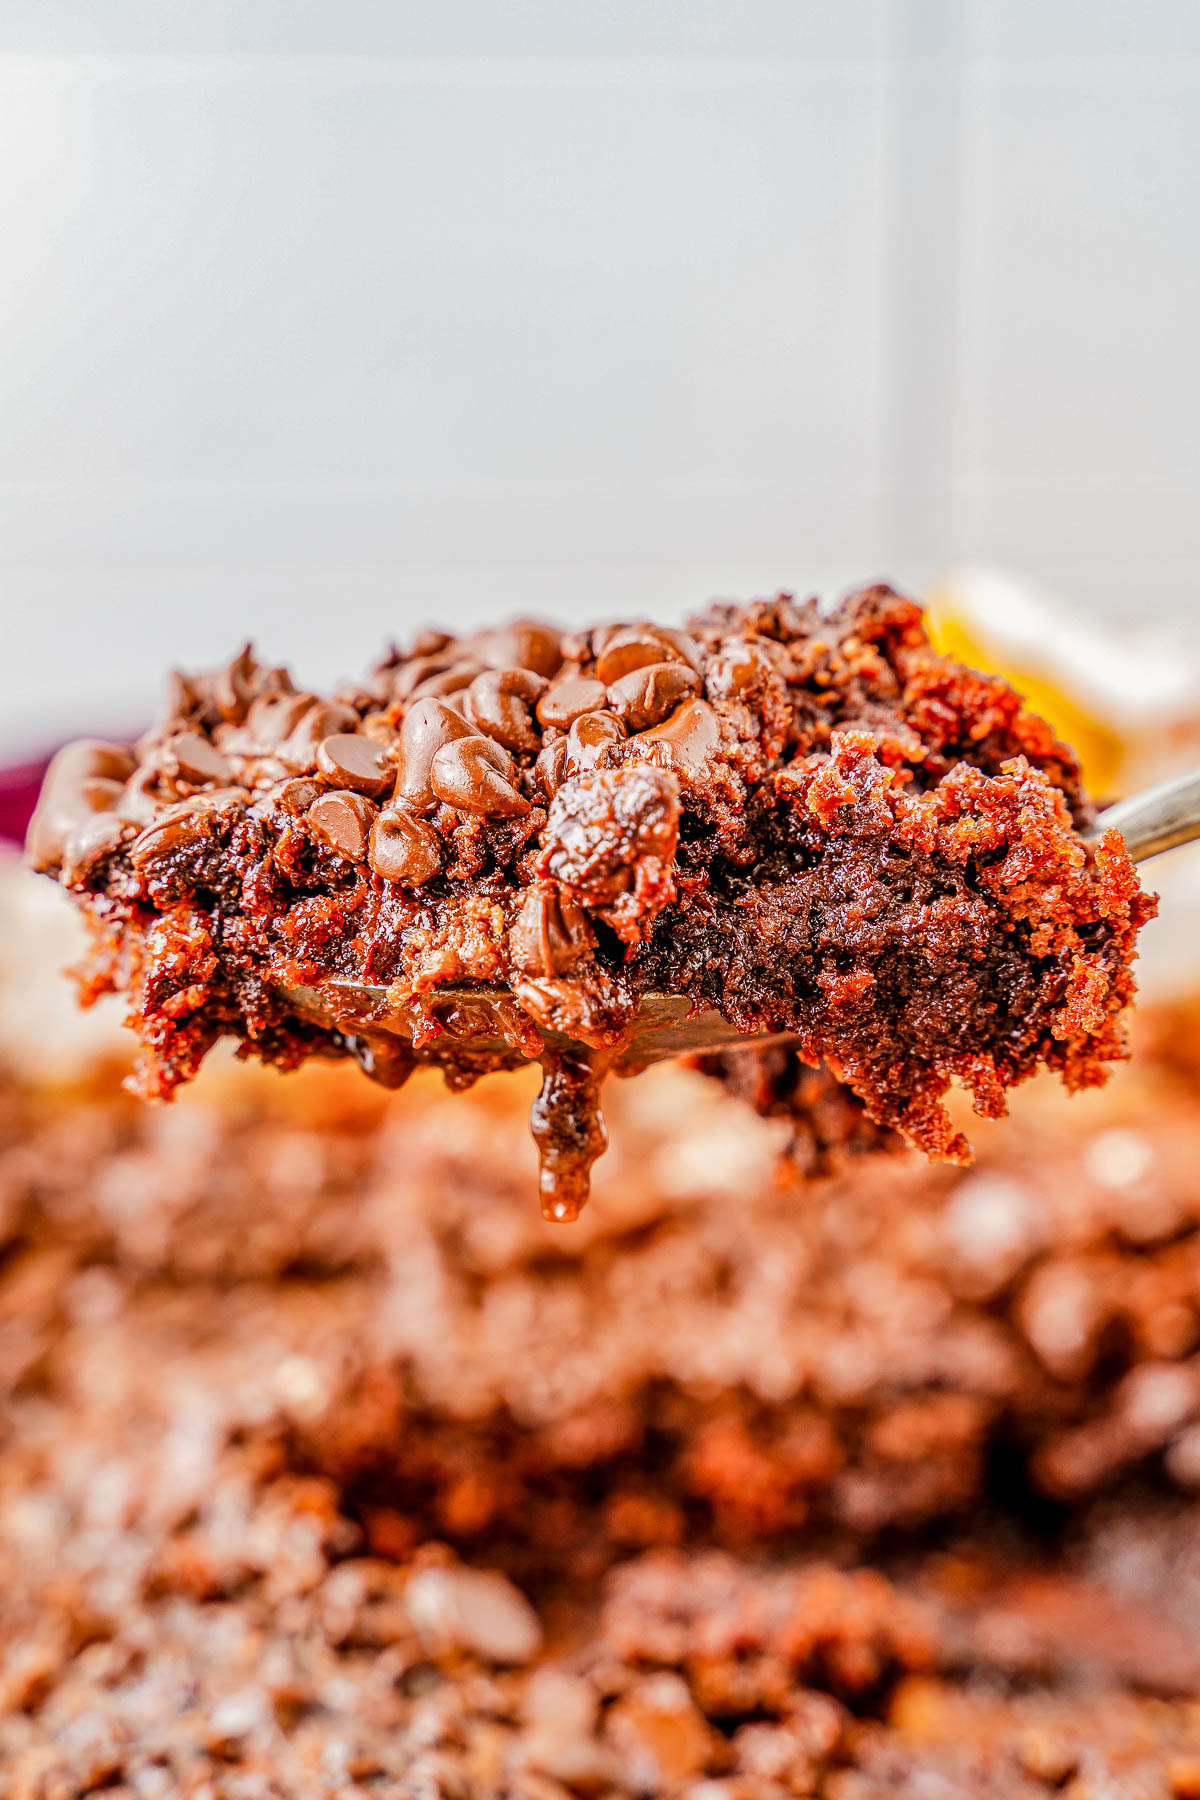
[1, 1, 1198, 752]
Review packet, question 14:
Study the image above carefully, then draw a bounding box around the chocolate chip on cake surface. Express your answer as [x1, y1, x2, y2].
[163, 733, 234, 787]
[592, 622, 703, 685]
[471, 618, 564, 679]
[509, 885, 594, 976]
[369, 806, 442, 886]
[25, 739, 137, 873]
[306, 790, 377, 861]
[272, 776, 324, 816]
[315, 733, 392, 797]
[565, 709, 626, 774]
[463, 667, 547, 754]
[607, 661, 701, 731]
[279, 702, 361, 773]
[241, 691, 321, 753]
[394, 697, 476, 810]
[537, 675, 608, 731]
[632, 696, 721, 774]
[128, 802, 216, 871]
[430, 735, 530, 817]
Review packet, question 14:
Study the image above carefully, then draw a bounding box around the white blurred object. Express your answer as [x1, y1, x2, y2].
[930, 565, 1200, 760]
[0, 851, 128, 1081]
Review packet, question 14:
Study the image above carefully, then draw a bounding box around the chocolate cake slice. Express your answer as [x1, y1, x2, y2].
[26, 586, 1154, 1215]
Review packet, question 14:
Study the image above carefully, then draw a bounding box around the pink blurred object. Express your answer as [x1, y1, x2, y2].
[0, 757, 51, 848]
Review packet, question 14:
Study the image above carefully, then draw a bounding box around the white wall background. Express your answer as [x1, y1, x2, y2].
[1, 0, 1198, 753]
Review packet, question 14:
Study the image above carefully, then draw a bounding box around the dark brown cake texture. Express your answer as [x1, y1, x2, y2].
[26, 586, 1155, 1215]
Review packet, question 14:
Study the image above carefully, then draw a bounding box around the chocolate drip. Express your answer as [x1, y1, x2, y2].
[529, 1048, 613, 1222]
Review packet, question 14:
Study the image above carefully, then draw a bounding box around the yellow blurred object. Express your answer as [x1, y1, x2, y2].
[927, 594, 1126, 798]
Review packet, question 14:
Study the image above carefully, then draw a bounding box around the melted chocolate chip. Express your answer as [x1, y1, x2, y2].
[509, 886, 594, 977]
[534, 737, 569, 800]
[607, 662, 701, 731]
[430, 736, 530, 817]
[239, 691, 318, 753]
[471, 619, 563, 679]
[705, 638, 771, 699]
[129, 803, 215, 872]
[163, 733, 234, 787]
[464, 667, 547, 754]
[566, 710, 626, 774]
[210, 643, 259, 725]
[25, 740, 137, 873]
[306, 791, 376, 861]
[369, 806, 442, 886]
[62, 812, 131, 882]
[633, 697, 720, 775]
[536, 676, 607, 731]
[530, 1049, 611, 1223]
[409, 661, 485, 702]
[316, 734, 392, 797]
[592, 623, 703, 685]
[273, 778, 323, 816]
[394, 698, 476, 810]
[279, 703, 361, 773]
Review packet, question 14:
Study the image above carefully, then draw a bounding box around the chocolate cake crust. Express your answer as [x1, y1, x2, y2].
[27, 587, 1155, 1213]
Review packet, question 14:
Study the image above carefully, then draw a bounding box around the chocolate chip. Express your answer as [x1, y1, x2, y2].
[533, 737, 569, 800]
[128, 803, 215, 872]
[633, 697, 720, 775]
[117, 764, 165, 825]
[471, 619, 564, 680]
[566, 710, 626, 774]
[162, 667, 207, 728]
[316, 734, 392, 797]
[536, 676, 607, 731]
[242, 691, 320, 753]
[430, 736, 530, 817]
[705, 638, 771, 699]
[411, 628, 452, 657]
[408, 661, 485, 703]
[509, 886, 593, 976]
[386, 651, 469, 704]
[306, 791, 376, 862]
[463, 667, 547, 754]
[279, 703, 361, 773]
[368, 806, 441, 886]
[394, 698, 476, 809]
[592, 623, 703, 685]
[210, 643, 259, 725]
[25, 740, 137, 872]
[163, 733, 234, 787]
[62, 812, 131, 883]
[359, 712, 397, 748]
[607, 662, 700, 731]
[272, 778, 323, 816]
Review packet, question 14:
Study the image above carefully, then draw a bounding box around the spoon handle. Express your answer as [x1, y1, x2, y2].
[1092, 765, 1200, 863]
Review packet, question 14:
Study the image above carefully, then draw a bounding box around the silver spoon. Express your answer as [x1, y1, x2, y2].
[285, 770, 1200, 1073]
